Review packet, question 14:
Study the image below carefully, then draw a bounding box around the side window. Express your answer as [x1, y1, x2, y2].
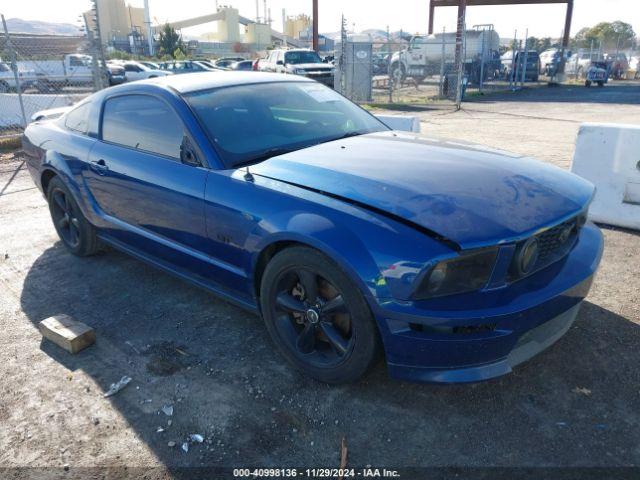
[69, 56, 83, 67]
[101, 95, 184, 159]
[65, 102, 91, 134]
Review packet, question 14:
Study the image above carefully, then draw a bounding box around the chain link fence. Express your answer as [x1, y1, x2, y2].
[334, 18, 469, 109]
[0, 14, 105, 139]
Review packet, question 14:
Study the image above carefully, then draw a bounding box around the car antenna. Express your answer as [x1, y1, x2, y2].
[244, 166, 254, 182]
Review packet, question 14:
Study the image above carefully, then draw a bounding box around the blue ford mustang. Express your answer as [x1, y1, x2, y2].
[22, 72, 603, 384]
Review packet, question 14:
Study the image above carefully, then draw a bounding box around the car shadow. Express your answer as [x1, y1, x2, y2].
[19, 242, 640, 468]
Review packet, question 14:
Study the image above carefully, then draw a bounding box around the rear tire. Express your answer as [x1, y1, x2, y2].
[260, 246, 381, 384]
[47, 176, 99, 257]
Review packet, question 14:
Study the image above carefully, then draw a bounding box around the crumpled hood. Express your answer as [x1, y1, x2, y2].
[250, 131, 594, 249]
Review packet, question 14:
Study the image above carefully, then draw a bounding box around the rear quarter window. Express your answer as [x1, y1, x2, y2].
[64, 102, 91, 134]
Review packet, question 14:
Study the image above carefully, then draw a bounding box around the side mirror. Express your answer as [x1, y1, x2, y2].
[180, 136, 201, 167]
[276, 60, 284, 66]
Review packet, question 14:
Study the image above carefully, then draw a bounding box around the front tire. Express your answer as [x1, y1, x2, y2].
[260, 246, 381, 384]
[47, 176, 99, 256]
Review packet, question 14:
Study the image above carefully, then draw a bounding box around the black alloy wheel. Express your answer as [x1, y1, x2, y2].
[50, 188, 81, 249]
[273, 267, 354, 366]
[47, 176, 99, 256]
[260, 246, 381, 384]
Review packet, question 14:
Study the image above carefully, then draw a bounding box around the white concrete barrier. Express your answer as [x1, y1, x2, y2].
[1, 93, 85, 128]
[571, 123, 640, 230]
[375, 114, 421, 133]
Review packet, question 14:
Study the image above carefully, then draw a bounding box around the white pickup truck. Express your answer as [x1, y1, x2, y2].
[0, 60, 37, 92]
[18, 54, 125, 91]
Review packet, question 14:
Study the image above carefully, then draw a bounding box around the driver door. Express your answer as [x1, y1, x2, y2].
[84, 93, 211, 274]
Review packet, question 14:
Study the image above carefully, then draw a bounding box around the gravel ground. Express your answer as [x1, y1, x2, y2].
[0, 83, 639, 477]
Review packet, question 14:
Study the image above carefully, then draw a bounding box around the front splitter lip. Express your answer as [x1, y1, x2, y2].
[387, 302, 582, 384]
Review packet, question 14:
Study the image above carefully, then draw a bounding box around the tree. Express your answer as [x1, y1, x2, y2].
[572, 21, 636, 50]
[525, 36, 557, 52]
[157, 23, 185, 59]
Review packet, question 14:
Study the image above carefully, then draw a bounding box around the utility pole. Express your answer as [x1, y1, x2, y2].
[312, 0, 319, 52]
[143, 0, 154, 56]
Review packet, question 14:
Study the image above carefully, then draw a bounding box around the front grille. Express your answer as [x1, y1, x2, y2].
[509, 215, 582, 281]
[535, 218, 579, 264]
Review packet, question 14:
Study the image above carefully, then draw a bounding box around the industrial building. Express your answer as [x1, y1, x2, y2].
[82, 0, 319, 56]
[83, 0, 148, 53]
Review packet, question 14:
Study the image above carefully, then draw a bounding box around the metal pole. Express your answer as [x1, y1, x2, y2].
[144, 0, 154, 56]
[514, 40, 522, 88]
[312, 0, 319, 52]
[387, 25, 393, 103]
[1, 15, 27, 128]
[282, 9, 286, 45]
[520, 28, 528, 87]
[479, 29, 485, 93]
[439, 27, 446, 97]
[455, 12, 465, 109]
[509, 29, 517, 90]
[454, 0, 466, 69]
[428, 0, 435, 35]
[84, 6, 103, 91]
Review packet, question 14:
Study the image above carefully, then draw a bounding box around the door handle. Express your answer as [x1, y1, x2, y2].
[90, 159, 108, 175]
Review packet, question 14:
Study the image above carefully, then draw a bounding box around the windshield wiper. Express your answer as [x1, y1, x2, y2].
[315, 131, 366, 146]
[234, 147, 298, 168]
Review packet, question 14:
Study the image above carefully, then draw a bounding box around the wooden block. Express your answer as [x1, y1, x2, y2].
[39, 315, 95, 354]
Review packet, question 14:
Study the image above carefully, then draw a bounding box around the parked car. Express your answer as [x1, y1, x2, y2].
[539, 48, 571, 76]
[230, 60, 254, 71]
[501, 50, 540, 82]
[138, 61, 161, 70]
[260, 48, 334, 87]
[159, 60, 224, 74]
[629, 56, 640, 79]
[214, 57, 245, 68]
[372, 53, 390, 76]
[0, 61, 37, 92]
[118, 61, 172, 81]
[106, 63, 126, 86]
[22, 72, 603, 384]
[192, 60, 218, 69]
[605, 53, 629, 80]
[565, 50, 603, 78]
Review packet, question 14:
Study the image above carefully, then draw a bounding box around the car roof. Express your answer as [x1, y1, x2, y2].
[121, 71, 314, 93]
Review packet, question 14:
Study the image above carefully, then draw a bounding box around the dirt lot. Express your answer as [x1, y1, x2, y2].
[1, 83, 639, 477]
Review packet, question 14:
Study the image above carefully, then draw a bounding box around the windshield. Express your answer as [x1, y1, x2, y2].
[0, 63, 9, 72]
[185, 81, 388, 168]
[285, 51, 322, 65]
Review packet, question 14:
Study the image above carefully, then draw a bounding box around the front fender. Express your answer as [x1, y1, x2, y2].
[249, 211, 394, 301]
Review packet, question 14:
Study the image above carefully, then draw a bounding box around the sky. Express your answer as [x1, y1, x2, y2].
[2, 0, 639, 40]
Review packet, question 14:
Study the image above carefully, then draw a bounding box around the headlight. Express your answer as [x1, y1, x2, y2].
[413, 248, 499, 299]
